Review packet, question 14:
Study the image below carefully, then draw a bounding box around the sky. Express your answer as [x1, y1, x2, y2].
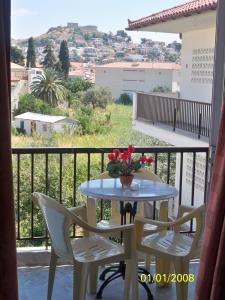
[11, 0, 186, 44]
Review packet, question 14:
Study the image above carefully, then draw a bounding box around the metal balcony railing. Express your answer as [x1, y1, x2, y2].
[12, 146, 209, 247]
[136, 93, 212, 139]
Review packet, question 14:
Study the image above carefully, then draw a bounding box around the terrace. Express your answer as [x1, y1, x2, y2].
[14, 146, 208, 299]
[133, 93, 211, 141]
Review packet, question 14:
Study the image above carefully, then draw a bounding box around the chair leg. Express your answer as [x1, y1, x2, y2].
[87, 265, 98, 294]
[145, 254, 151, 270]
[47, 249, 57, 300]
[173, 258, 189, 300]
[73, 262, 88, 300]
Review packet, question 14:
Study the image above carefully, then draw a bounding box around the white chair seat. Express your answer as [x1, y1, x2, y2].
[143, 223, 158, 231]
[142, 230, 193, 257]
[97, 219, 120, 229]
[72, 235, 124, 263]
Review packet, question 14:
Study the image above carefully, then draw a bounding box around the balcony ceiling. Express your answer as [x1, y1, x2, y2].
[128, 10, 216, 34]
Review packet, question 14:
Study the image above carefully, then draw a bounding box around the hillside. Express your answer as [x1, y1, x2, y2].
[12, 23, 114, 48]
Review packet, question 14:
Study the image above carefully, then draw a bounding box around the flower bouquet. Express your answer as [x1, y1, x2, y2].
[106, 145, 154, 187]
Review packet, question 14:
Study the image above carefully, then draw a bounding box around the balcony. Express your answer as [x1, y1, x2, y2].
[134, 93, 212, 143]
[14, 146, 208, 299]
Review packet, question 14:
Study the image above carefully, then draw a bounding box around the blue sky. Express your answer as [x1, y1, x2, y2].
[12, 0, 186, 43]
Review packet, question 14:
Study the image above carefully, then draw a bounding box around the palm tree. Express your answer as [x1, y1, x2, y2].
[30, 69, 67, 107]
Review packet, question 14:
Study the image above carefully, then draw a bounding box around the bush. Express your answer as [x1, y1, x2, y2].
[75, 105, 110, 135]
[14, 94, 52, 116]
[78, 87, 114, 109]
[64, 77, 93, 95]
[118, 93, 133, 105]
[14, 93, 68, 117]
[152, 86, 171, 93]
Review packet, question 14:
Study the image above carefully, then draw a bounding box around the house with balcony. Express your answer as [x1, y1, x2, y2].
[127, 0, 218, 215]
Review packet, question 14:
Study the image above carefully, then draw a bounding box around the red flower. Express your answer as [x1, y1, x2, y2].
[108, 153, 115, 161]
[140, 156, 147, 163]
[146, 156, 154, 164]
[120, 153, 128, 160]
[128, 145, 135, 153]
[113, 149, 120, 157]
[124, 150, 131, 159]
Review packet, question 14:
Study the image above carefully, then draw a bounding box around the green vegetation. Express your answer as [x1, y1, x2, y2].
[14, 94, 65, 117]
[26, 37, 36, 68]
[77, 87, 114, 109]
[152, 86, 171, 93]
[30, 69, 68, 106]
[64, 77, 93, 94]
[12, 103, 173, 247]
[118, 93, 132, 105]
[58, 40, 70, 78]
[11, 46, 24, 66]
[42, 44, 56, 69]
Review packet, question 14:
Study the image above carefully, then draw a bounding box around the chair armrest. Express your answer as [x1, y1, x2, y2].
[135, 216, 174, 228]
[136, 205, 205, 229]
[67, 208, 134, 234]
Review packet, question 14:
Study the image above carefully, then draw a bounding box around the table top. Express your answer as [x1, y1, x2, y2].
[79, 178, 178, 202]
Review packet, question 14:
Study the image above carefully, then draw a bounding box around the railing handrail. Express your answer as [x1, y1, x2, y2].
[137, 92, 212, 107]
[12, 146, 209, 154]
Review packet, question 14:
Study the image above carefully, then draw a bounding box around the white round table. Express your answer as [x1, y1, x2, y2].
[79, 178, 178, 203]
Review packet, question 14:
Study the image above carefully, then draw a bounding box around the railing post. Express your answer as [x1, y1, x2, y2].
[173, 108, 177, 131]
[198, 112, 202, 139]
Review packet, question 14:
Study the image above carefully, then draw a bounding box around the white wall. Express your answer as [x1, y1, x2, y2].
[11, 80, 28, 112]
[95, 67, 180, 99]
[180, 27, 216, 103]
[14, 119, 73, 135]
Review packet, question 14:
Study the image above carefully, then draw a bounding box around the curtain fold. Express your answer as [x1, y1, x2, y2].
[195, 97, 225, 299]
[0, 0, 18, 299]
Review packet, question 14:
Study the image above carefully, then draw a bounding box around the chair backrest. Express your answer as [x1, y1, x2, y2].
[32, 192, 74, 260]
[98, 169, 162, 220]
[175, 204, 205, 257]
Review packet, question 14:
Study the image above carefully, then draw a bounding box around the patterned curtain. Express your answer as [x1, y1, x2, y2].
[195, 97, 225, 299]
[0, 0, 18, 299]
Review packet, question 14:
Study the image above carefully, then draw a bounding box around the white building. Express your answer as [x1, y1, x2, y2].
[95, 62, 180, 99]
[14, 112, 79, 136]
[128, 0, 217, 103]
[127, 0, 217, 216]
[11, 63, 28, 112]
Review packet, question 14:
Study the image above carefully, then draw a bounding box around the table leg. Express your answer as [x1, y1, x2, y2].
[156, 257, 172, 287]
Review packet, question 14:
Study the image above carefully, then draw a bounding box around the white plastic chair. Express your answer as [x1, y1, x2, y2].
[32, 192, 138, 300]
[135, 204, 205, 300]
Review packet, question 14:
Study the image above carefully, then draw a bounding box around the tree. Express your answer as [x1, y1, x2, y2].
[14, 94, 52, 115]
[118, 93, 132, 105]
[79, 87, 114, 109]
[64, 77, 93, 94]
[11, 46, 24, 66]
[116, 30, 128, 38]
[30, 69, 68, 107]
[59, 40, 70, 78]
[26, 37, 36, 68]
[42, 44, 56, 69]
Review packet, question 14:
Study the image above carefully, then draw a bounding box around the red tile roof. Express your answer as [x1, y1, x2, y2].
[128, 0, 217, 30]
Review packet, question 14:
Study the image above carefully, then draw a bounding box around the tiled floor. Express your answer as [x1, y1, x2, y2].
[18, 262, 199, 300]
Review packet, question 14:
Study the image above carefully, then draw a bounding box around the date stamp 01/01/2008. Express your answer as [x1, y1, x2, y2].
[140, 273, 195, 284]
